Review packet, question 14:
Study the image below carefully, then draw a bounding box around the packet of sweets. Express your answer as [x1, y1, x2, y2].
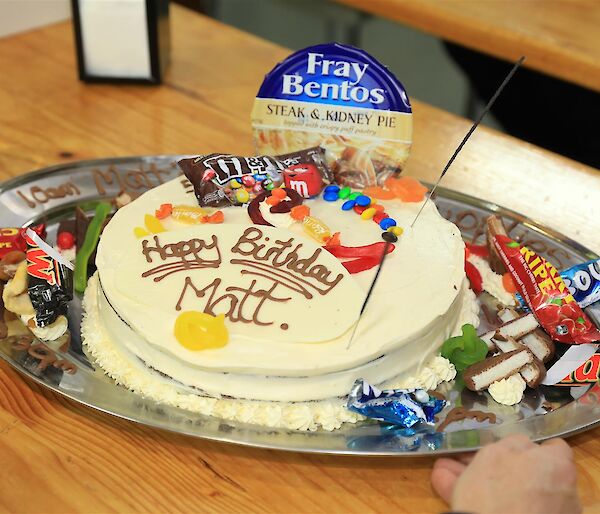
[347, 379, 445, 428]
[493, 234, 600, 344]
[561, 258, 600, 309]
[178, 146, 330, 207]
[24, 228, 73, 327]
[0, 224, 45, 259]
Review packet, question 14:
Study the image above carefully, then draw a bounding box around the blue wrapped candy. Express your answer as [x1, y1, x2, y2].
[561, 259, 600, 308]
[347, 379, 445, 428]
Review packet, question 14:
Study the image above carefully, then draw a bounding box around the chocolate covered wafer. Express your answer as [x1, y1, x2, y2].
[498, 307, 555, 363]
[464, 348, 534, 392]
[491, 335, 546, 388]
[486, 215, 508, 274]
[480, 313, 540, 350]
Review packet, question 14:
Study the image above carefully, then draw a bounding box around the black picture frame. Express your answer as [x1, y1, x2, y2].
[70, 0, 170, 84]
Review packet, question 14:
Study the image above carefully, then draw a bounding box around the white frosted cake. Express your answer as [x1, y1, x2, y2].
[82, 176, 478, 430]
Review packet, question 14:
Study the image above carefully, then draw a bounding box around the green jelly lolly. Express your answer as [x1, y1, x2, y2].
[74, 202, 112, 294]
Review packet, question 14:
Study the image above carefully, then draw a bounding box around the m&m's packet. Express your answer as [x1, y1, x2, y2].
[561, 258, 600, 309]
[493, 234, 600, 344]
[178, 147, 331, 207]
[347, 379, 445, 428]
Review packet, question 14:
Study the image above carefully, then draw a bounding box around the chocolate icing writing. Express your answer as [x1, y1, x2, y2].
[141, 235, 222, 282]
[175, 276, 291, 327]
[436, 406, 497, 432]
[16, 181, 81, 208]
[92, 163, 174, 196]
[231, 227, 343, 296]
[7, 335, 76, 375]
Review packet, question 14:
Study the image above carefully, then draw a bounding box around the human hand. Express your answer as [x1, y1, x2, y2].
[431, 434, 581, 514]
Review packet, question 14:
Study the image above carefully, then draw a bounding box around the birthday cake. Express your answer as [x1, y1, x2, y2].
[80, 160, 479, 430]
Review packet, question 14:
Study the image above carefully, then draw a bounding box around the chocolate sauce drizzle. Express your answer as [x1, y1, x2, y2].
[436, 406, 497, 432]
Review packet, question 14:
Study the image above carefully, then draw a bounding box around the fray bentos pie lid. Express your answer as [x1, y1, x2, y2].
[251, 43, 412, 188]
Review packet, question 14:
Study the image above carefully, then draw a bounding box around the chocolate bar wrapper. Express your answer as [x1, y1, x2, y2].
[24, 229, 73, 327]
[556, 350, 600, 386]
[347, 379, 445, 428]
[0, 225, 45, 259]
[493, 234, 600, 344]
[178, 147, 331, 207]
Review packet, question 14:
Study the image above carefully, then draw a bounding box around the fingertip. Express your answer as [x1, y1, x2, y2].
[431, 459, 465, 504]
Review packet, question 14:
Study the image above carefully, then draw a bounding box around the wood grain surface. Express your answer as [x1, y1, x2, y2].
[334, 0, 600, 92]
[1, 5, 600, 513]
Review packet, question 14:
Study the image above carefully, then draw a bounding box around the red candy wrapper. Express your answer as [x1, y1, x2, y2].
[0, 225, 46, 259]
[555, 352, 600, 386]
[493, 234, 600, 344]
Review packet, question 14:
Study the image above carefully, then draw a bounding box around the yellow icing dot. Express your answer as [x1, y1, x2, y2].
[388, 226, 404, 236]
[302, 216, 331, 243]
[174, 311, 229, 351]
[144, 214, 166, 234]
[360, 207, 377, 220]
[171, 205, 208, 224]
[134, 227, 150, 238]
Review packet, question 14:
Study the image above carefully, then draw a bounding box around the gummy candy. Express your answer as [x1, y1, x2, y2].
[290, 205, 310, 221]
[441, 324, 488, 372]
[144, 214, 166, 234]
[134, 227, 150, 238]
[155, 203, 173, 220]
[206, 211, 224, 224]
[302, 216, 331, 243]
[266, 195, 280, 206]
[171, 205, 208, 224]
[174, 311, 229, 351]
[271, 188, 287, 200]
[363, 186, 395, 200]
[384, 176, 428, 202]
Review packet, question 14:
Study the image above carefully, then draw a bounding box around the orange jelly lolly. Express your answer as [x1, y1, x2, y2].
[290, 205, 310, 220]
[271, 188, 287, 199]
[363, 186, 395, 200]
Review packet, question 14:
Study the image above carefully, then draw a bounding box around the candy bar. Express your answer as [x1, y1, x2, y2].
[498, 307, 555, 363]
[494, 233, 600, 344]
[347, 379, 445, 428]
[479, 313, 539, 350]
[561, 258, 600, 308]
[464, 348, 533, 392]
[486, 215, 508, 274]
[178, 147, 331, 208]
[0, 225, 45, 260]
[491, 335, 545, 388]
[25, 229, 73, 327]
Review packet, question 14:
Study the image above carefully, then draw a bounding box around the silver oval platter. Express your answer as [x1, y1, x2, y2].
[1, 156, 599, 456]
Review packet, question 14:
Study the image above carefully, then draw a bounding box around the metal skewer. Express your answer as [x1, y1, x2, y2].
[410, 56, 526, 228]
[347, 55, 525, 350]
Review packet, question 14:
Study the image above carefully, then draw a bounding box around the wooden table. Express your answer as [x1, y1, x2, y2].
[334, 0, 600, 92]
[1, 5, 600, 513]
